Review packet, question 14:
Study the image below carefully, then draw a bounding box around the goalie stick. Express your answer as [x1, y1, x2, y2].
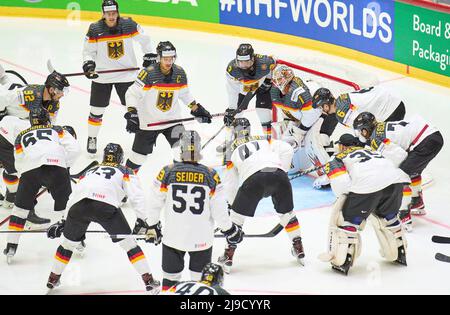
[435, 253, 450, 263]
[431, 235, 450, 244]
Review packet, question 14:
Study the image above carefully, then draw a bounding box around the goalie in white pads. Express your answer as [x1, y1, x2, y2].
[46, 143, 160, 293]
[319, 134, 410, 275]
[146, 130, 243, 292]
[220, 118, 305, 273]
[353, 112, 443, 230]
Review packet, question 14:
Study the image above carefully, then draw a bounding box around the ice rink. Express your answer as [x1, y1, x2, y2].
[0, 16, 449, 295]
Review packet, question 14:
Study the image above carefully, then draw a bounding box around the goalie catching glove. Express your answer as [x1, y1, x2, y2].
[133, 218, 162, 245]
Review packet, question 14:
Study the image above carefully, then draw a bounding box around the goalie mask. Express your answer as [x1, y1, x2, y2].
[272, 65, 294, 92]
[179, 130, 202, 162]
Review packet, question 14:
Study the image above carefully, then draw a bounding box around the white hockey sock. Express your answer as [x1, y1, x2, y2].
[52, 237, 78, 275]
[279, 212, 302, 241]
[7, 206, 29, 245]
[119, 239, 151, 275]
[87, 106, 106, 138]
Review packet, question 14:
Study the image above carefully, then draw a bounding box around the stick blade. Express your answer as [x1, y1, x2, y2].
[432, 235, 450, 244]
[46, 59, 55, 73]
[435, 253, 450, 263]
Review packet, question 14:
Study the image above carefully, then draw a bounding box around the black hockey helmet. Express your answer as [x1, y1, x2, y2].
[45, 71, 70, 93]
[156, 41, 177, 60]
[62, 125, 77, 139]
[236, 43, 255, 71]
[179, 130, 202, 162]
[200, 263, 224, 287]
[312, 88, 335, 108]
[232, 117, 251, 139]
[353, 112, 377, 137]
[336, 133, 359, 147]
[103, 143, 124, 164]
[102, 0, 119, 13]
[29, 107, 50, 126]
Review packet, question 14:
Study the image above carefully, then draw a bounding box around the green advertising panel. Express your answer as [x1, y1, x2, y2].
[395, 2, 450, 77]
[0, 0, 219, 23]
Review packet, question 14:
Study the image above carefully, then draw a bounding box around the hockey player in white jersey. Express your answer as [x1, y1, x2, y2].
[219, 118, 305, 272]
[83, 0, 156, 155]
[3, 108, 80, 263]
[45, 143, 161, 293]
[270, 65, 330, 189]
[319, 134, 410, 275]
[353, 112, 443, 230]
[167, 263, 230, 295]
[145, 130, 243, 292]
[124, 41, 212, 173]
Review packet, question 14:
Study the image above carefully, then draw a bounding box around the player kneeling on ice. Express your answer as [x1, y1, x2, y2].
[271, 65, 331, 190]
[319, 134, 410, 275]
[220, 118, 304, 272]
[146, 130, 243, 292]
[353, 112, 443, 231]
[167, 263, 230, 295]
[3, 108, 80, 263]
[46, 143, 160, 293]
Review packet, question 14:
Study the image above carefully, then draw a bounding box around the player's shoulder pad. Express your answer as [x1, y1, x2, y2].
[255, 54, 276, 70]
[370, 122, 387, 150]
[87, 20, 105, 37]
[135, 68, 153, 85]
[172, 65, 188, 81]
[156, 164, 174, 182]
[226, 60, 240, 78]
[120, 16, 138, 32]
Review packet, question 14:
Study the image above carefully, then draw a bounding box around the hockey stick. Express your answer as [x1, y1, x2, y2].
[0, 215, 11, 228]
[47, 60, 138, 78]
[432, 235, 450, 244]
[289, 164, 327, 181]
[36, 160, 99, 199]
[214, 223, 284, 238]
[5, 70, 28, 85]
[147, 112, 227, 128]
[435, 253, 450, 263]
[201, 90, 257, 150]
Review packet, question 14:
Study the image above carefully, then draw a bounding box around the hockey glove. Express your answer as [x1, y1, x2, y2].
[47, 220, 65, 239]
[223, 108, 236, 127]
[124, 107, 140, 133]
[143, 53, 158, 68]
[191, 103, 212, 124]
[222, 223, 244, 245]
[133, 219, 163, 245]
[257, 78, 272, 94]
[82, 60, 98, 79]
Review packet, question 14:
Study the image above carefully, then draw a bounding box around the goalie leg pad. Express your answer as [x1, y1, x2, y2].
[370, 214, 407, 262]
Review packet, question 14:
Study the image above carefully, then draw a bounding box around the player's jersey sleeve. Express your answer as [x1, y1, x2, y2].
[56, 126, 81, 168]
[224, 161, 239, 205]
[174, 66, 195, 106]
[132, 21, 153, 54]
[146, 166, 171, 225]
[369, 124, 408, 167]
[225, 63, 241, 108]
[83, 23, 98, 62]
[208, 170, 232, 232]
[125, 69, 148, 109]
[325, 157, 351, 196]
[270, 139, 294, 172]
[122, 167, 147, 220]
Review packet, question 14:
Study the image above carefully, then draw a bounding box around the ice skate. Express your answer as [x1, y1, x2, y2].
[410, 192, 426, 215]
[4, 243, 17, 265]
[87, 137, 97, 157]
[291, 237, 305, 266]
[331, 253, 353, 276]
[142, 273, 161, 295]
[399, 210, 413, 232]
[46, 272, 61, 291]
[217, 245, 236, 274]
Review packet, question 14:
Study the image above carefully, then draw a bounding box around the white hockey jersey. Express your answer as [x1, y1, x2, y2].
[166, 281, 229, 295]
[335, 86, 403, 127]
[0, 116, 30, 145]
[67, 163, 147, 220]
[226, 55, 276, 108]
[14, 124, 80, 175]
[126, 65, 195, 130]
[147, 162, 232, 252]
[83, 17, 152, 84]
[367, 115, 438, 166]
[0, 84, 60, 123]
[225, 136, 294, 203]
[325, 146, 410, 196]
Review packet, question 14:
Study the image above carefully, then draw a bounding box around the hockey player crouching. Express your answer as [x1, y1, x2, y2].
[145, 130, 243, 292]
[4, 108, 80, 263]
[220, 118, 305, 273]
[319, 134, 410, 275]
[46, 143, 161, 293]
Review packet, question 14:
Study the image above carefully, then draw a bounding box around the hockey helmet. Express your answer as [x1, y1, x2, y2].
[45, 71, 70, 95]
[353, 112, 377, 137]
[179, 130, 202, 162]
[336, 133, 359, 147]
[103, 143, 124, 164]
[272, 65, 294, 92]
[29, 107, 50, 126]
[235, 43, 255, 70]
[156, 41, 177, 60]
[232, 117, 251, 139]
[312, 87, 335, 108]
[102, 0, 119, 13]
[200, 263, 224, 287]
